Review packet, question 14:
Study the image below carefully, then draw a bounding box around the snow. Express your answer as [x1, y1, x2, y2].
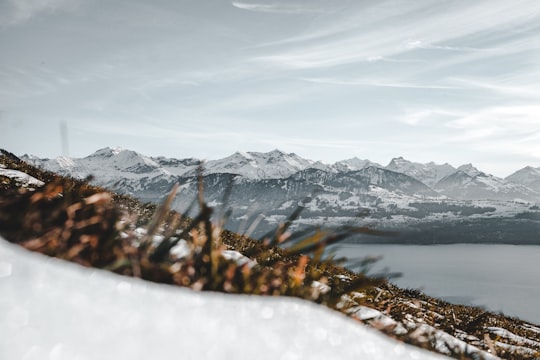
[238, 151, 254, 160]
[111, 146, 124, 155]
[457, 163, 482, 177]
[493, 341, 538, 357]
[221, 249, 257, 268]
[346, 305, 407, 334]
[403, 321, 498, 359]
[335, 157, 381, 172]
[203, 150, 315, 179]
[56, 156, 75, 169]
[522, 324, 540, 335]
[342, 302, 498, 358]
[386, 157, 455, 187]
[0, 238, 447, 360]
[0, 168, 44, 187]
[506, 166, 540, 192]
[486, 327, 540, 348]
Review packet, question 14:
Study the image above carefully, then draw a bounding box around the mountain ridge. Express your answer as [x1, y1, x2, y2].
[15, 146, 540, 243]
[22, 146, 540, 198]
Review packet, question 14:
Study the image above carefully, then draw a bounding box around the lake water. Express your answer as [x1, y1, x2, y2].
[334, 244, 540, 325]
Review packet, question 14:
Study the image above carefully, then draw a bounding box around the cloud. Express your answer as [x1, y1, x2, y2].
[404, 39, 491, 52]
[448, 77, 540, 99]
[448, 105, 540, 130]
[232, 1, 324, 14]
[302, 77, 459, 90]
[252, 0, 540, 69]
[400, 109, 462, 126]
[444, 106, 540, 157]
[423, 31, 540, 78]
[365, 56, 426, 64]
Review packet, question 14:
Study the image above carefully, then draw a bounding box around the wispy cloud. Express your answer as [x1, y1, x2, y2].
[302, 77, 459, 90]
[400, 109, 462, 126]
[404, 39, 492, 52]
[232, 1, 325, 14]
[445, 106, 540, 157]
[448, 106, 540, 130]
[422, 31, 540, 77]
[253, 0, 540, 69]
[448, 77, 540, 99]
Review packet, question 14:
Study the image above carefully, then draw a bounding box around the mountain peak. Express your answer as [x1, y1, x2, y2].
[334, 157, 380, 172]
[234, 151, 254, 160]
[456, 163, 482, 177]
[505, 166, 540, 192]
[203, 149, 314, 179]
[386, 157, 416, 170]
[385, 157, 457, 187]
[388, 156, 409, 165]
[90, 146, 127, 158]
[457, 163, 474, 170]
[268, 149, 286, 155]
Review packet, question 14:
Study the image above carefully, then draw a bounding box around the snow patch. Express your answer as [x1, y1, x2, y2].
[486, 327, 540, 348]
[0, 168, 44, 187]
[221, 250, 257, 268]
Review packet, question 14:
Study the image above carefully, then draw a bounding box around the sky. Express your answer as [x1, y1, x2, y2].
[1, 0, 540, 177]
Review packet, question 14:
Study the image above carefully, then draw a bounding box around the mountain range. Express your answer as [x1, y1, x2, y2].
[23, 146, 540, 200]
[23, 147, 540, 243]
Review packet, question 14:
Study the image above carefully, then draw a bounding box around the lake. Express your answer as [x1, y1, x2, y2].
[334, 244, 540, 325]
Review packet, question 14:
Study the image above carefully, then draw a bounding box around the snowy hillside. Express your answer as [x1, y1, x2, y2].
[0, 238, 446, 360]
[23, 147, 179, 192]
[202, 149, 320, 179]
[23, 148, 182, 202]
[386, 157, 455, 187]
[434, 164, 539, 201]
[506, 166, 540, 193]
[334, 157, 382, 172]
[0, 164, 44, 188]
[357, 166, 437, 196]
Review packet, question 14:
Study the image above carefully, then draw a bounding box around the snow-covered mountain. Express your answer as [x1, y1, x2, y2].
[202, 150, 320, 179]
[385, 157, 455, 187]
[18, 147, 540, 242]
[24, 147, 174, 178]
[506, 166, 540, 193]
[434, 164, 538, 201]
[23, 146, 540, 207]
[356, 166, 437, 197]
[25, 148, 330, 180]
[23, 147, 181, 203]
[334, 157, 381, 172]
[23, 147, 537, 194]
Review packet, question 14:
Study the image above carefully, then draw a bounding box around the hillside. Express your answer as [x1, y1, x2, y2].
[1, 149, 540, 359]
